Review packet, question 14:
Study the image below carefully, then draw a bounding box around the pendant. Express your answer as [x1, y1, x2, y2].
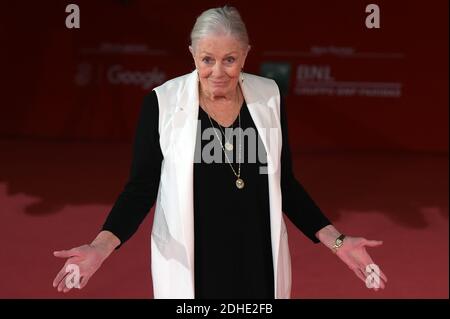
[236, 178, 245, 189]
[225, 142, 233, 151]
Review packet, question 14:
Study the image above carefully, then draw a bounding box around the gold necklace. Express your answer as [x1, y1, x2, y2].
[201, 89, 244, 189]
[205, 110, 244, 189]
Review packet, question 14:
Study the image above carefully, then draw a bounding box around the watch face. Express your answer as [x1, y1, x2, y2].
[336, 239, 343, 246]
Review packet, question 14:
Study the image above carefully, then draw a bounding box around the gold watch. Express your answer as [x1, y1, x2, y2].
[332, 234, 346, 253]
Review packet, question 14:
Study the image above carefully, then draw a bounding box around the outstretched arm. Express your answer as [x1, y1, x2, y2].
[102, 90, 163, 248]
[279, 94, 387, 290]
[53, 91, 163, 293]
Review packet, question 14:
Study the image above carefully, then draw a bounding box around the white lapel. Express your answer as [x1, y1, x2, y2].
[170, 70, 199, 283]
[239, 73, 280, 174]
[240, 73, 283, 296]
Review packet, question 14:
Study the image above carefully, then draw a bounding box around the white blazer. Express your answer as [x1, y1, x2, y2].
[151, 70, 291, 298]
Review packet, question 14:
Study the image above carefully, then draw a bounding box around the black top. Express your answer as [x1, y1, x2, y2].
[102, 90, 332, 298]
[193, 101, 275, 298]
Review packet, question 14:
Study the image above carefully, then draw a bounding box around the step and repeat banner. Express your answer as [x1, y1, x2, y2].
[1, 0, 448, 152]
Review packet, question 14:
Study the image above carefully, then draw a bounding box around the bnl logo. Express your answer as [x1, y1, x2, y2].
[297, 65, 334, 82]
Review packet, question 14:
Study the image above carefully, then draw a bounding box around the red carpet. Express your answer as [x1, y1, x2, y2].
[0, 139, 447, 298]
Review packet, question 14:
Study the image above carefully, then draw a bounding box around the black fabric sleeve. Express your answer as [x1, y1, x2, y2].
[280, 96, 332, 243]
[102, 90, 163, 249]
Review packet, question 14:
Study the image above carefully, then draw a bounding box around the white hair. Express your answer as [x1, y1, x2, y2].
[190, 6, 249, 51]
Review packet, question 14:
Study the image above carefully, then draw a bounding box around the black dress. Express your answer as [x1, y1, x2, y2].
[194, 101, 274, 298]
[102, 90, 331, 299]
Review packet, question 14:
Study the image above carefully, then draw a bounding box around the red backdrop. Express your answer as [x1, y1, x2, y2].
[1, 0, 448, 152]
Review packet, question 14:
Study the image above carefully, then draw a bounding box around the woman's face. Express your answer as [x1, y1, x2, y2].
[190, 34, 250, 99]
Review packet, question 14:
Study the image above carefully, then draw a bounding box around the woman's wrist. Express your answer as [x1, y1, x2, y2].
[316, 225, 342, 251]
[90, 230, 121, 256]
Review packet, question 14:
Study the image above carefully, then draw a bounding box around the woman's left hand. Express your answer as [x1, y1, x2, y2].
[335, 236, 388, 290]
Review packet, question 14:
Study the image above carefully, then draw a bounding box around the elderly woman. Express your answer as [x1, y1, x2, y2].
[53, 6, 387, 298]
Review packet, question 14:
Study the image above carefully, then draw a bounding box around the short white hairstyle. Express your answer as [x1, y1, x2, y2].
[190, 6, 249, 51]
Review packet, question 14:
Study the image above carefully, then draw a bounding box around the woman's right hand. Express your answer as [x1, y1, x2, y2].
[52, 232, 120, 293]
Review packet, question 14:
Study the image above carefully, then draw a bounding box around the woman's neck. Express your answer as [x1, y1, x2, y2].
[199, 85, 241, 107]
